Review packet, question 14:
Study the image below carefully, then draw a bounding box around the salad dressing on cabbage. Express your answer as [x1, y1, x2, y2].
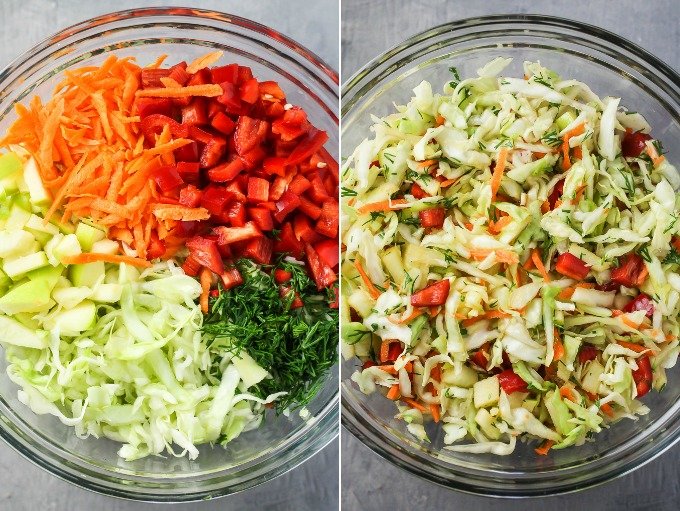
[341, 58, 680, 454]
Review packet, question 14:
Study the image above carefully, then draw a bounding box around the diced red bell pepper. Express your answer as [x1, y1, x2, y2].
[186, 236, 224, 274]
[578, 345, 600, 364]
[136, 97, 174, 119]
[622, 131, 653, 158]
[293, 214, 319, 243]
[249, 207, 274, 231]
[411, 279, 450, 307]
[410, 183, 430, 199]
[555, 252, 590, 280]
[286, 128, 329, 166]
[189, 126, 227, 168]
[548, 179, 564, 209]
[234, 116, 269, 156]
[623, 292, 655, 318]
[470, 344, 490, 370]
[262, 157, 287, 177]
[288, 174, 311, 195]
[207, 158, 245, 183]
[632, 355, 652, 397]
[141, 68, 171, 88]
[226, 201, 247, 227]
[269, 175, 290, 201]
[279, 285, 304, 309]
[259, 81, 286, 100]
[187, 68, 211, 86]
[175, 141, 199, 163]
[176, 161, 200, 183]
[274, 190, 301, 223]
[241, 236, 273, 264]
[224, 181, 246, 203]
[211, 64, 239, 84]
[152, 165, 184, 193]
[274, 269, 293, 284]
[419, 207, 446, 228]
[220, 267, 244, 290]
[611, 253, 646, 288]
[314, 239, 339, 269]
[168, 62, 190, 85]
[247, 176, 270, 203]
[239, 78, 260, 104]
[308, 175, 330, 203]
[210, 111, 236, 135]
[214, 222, 262, 245]
[147, 232, 166, 260]
[298, 196, 322, 220]
[141, 114, 188, 140]
[216, 81, 242, 111]
[274, 222, 304, 259]
[181, 98, 208, 126]
[315, 201, 339, 238]
[179, 184, 203, 208]
[181, 254, 202, 276]
[239, 145, 266, 169]
[272, 107, 310, 141]
[200, 186, 231, 215]
[305, 243, 338, 290]
[498, 369, 528, 394]
[264, 101, 286, 119]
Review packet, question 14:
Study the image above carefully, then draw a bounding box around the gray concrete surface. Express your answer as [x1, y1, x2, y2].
[341, 1, 680, 510]
[0, 1, 338, 510]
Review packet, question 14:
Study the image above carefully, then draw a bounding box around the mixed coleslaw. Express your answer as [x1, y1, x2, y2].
[341, 58, 680, 454]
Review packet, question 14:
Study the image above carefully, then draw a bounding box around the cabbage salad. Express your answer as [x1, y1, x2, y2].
[341, 58, 680, 454]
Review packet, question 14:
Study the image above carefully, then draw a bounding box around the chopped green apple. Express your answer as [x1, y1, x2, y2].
[231, 351, 270, 388]
[22, 157, 51, 205]
[25, 214, 59, 236]
[53, 233, 82, 263]
[3, 251, 48, 279]
[0, 152, 22, 180]
[75, 222, 105, 251]
[5, 203, 31, 230]
[0, 314, 48, 349]
[52, 286, 92, 309]
[0, 279, 52, 314]
[70, 261, 105, 288]
[43, 233, 65, 266]
[44, 300, 96, 335]
[26, 265, 64, 291]
[91, 239, 120, 255]
[0, 230, 36, 259]
[90, 283, 122, 303]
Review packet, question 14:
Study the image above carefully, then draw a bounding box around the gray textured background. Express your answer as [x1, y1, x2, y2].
[0, 1, 338, 510]
[341, 1, 680, 510]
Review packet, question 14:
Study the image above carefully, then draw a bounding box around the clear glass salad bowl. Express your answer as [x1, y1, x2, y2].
[341, 15, 680, 497]
[0, 7, 338, 502]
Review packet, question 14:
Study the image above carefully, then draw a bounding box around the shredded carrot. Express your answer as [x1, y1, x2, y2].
[380, 340, 396, 363]
[199, 267, 211, 314]
[439, 178, 458, 188]
[645, 141, 665, 167]
[619, 315, 642, 330]
[386, 384, 401, 400]
[535, 440, 554, 456]
[397, 309, 424, 324]
[429, 306, 441, 317]
[186, 51, 224, 74]
[151, 205, 211, 221]
[617, 340, 649, 353]
[490, 147, 509, 202]
[430, 403, 441, 423]
[375, 365, 397, 375]
[488, 216, 512, 234]
[600, 402, 615, 418]
[553, 338, 565, 361]
[416, 159, 438, 168]
[356, 199, 408, 214]
[435, 115, 445, 127]
[462, 310, 512, 327]
[560, 385, 576, 402]
[159, 76, 182, 89]
[636, 265, 649, 286]
[135, 84, 223, 98]
[574, 185, 586, 204]
[531, 248, 550, 282]
[402, 398, 427, 413]
[468, 248, 519, 265]
[541, 200, 550, 214]
[61, 252, 151, 268]
[561, 122, 586, 170]
[354, 259, 381, 299]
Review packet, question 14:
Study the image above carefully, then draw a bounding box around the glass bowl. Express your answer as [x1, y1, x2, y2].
[341, 15, 680, 497]
[0, 7, 338, 502]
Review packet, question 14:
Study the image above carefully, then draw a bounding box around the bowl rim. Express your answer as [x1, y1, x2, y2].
[341, 13, 680, 498]
[0, 6, 339, 503]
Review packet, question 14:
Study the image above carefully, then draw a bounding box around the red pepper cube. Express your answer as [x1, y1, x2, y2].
[141, 114, 189, 141]
[498, 369, 529, 394]
[210, 111, 236, 135]
[200, 138, 226, 168]
[187, 68, 211, 86]
[555, 252, 590, 280]
[279, 285, 304, 309]
[234, 116, 269, 156]
[269, 176, 290, 202]
[220, 267, 243, 290]
[249, 207, 274, 231]
[200, 186, 231, 215]
[274, 191, 301, 223]
[207, 158, 245, 183]
[293, 214, 320, 243]
[136, 97, 174, 119]
[226, 201, 247, 227]
[262, 157, 287, 177]
[314, 239, 339, 269]
[186, 236, 224, 274]
[298, 196, 322, 220]
[181, 254, 202, 277]
[264, 101, 285, 119]
[286, 128, 329, 166]
[224, 181, 246, 203]
[168, 62, 190, 85]
[179, 184, 203, 208]
[241, 236, 273, 265]
[239, 78, 260, 104]
[152, 165, 184, 193]
[239, 145, 266, 170]
[237, 65, 254, 84]
[274, 268, 293, 284]
[315, 201, 339, 238]
[308, 175, 330, 203]
[214, 222, 262, 245]
[418, 207, 446, 228]
[611, 252, 646, 288]
[247, 177, 270, 203]
[181, 98, 208, 126]
[273, 222, 304, 259]
[259, 81, 286, 101]
[288, 174, 311, 195]
[141, 68, 171, 88]
[147, 232, 166, 260]
[216, 81, 242, 111]
[175, 141, 200, 163]
[304, 243, 337, 290]
[176, 162, 200, 184]
[211, 64, 239, 84]
[411, 279, 450, 307]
